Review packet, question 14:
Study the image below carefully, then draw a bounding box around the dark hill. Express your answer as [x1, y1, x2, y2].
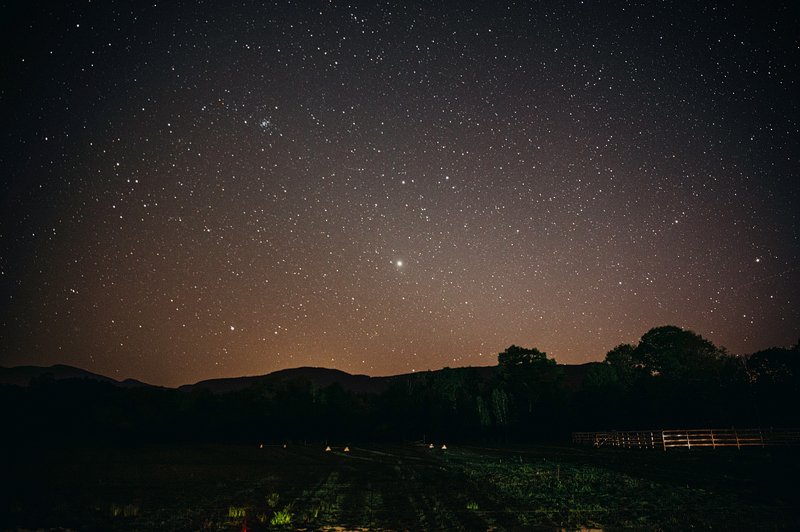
[178, 366, 395, 394]
[0, 364, 157, 388]
[1, 362, 598, 393]
[180, 365, 514, 395]
[0, 364, 120, 387]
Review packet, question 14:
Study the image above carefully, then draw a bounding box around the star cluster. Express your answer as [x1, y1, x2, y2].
[1, 2, 798, 386]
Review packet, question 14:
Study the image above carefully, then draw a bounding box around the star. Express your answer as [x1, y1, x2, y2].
[2, 1, 796, 386]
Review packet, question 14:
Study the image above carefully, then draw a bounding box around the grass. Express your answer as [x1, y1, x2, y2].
[1, 442, 798, 530]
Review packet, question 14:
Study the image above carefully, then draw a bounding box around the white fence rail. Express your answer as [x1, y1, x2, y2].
[572, 428, 800, 450]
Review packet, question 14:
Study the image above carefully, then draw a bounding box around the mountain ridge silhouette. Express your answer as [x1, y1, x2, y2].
[0, 362, 599, 393]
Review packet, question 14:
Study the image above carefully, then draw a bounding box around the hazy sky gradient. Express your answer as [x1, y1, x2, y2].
[2, 1, 798, 386]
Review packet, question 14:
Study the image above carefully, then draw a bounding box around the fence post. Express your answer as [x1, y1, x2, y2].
[711, 429, 716, 449]
[735, 428, 740, 450]
[686, 431, 691, 450]
[662, 430, 666, 452]
[759, 428, 764, 448]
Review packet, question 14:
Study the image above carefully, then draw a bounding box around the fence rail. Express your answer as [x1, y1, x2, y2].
[572, 428, 800, 450]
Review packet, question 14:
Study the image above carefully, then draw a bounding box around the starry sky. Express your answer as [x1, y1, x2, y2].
[1, 1, 798, 387]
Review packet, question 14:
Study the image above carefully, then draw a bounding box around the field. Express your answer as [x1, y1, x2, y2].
[2, 442, 799, 530]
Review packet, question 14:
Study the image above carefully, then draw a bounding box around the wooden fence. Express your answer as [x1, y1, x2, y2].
[572, 428, 800, 450]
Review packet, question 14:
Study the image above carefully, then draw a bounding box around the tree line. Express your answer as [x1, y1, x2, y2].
[2, 325, 797, 446]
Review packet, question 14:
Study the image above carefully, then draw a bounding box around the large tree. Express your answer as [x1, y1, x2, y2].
[497, 345, 563, 425]
[632, 325, 725, 381]
[605, 343, 638, 384]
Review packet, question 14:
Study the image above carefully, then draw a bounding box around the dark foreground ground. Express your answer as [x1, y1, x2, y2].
[2, 441, 799, 530]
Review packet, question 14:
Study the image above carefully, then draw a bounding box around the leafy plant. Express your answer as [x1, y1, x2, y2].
[266, 492, 280, 508]
[271, 506, 293, 526]
[227, 506, 246, 518]
[110, 503, 140, 517]
[466, 501, 479, 511]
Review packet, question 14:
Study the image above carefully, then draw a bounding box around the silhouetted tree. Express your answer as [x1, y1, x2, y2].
[747, 344, 800, 385]
[497, 345, 564, 436]
[633, 325, 724, 381]
[746, 343, 800, 425]
[605, 343, 638, 385]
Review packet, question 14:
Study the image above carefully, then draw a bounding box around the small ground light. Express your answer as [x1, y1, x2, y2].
[283, 443, 287, 449]
[259, 443, 264, 449]
[428, 443, 434, 449]
[325, 445, 332, 451]
[344, 446, 350, 452]
[441, 444, 447, 450]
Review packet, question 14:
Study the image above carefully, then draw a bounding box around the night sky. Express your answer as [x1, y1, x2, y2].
[2, 2, 798, 387]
